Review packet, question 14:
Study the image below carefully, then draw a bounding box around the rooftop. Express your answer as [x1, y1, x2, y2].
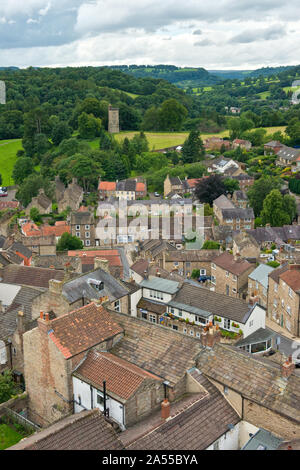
[48, 302, 124, 359]
[8, 409, 124, 450]
[0, 265, 65, 289]
[140, 276, 180, 294]
[213, 252, 252, 276]
[74, 350, 162, 401]
[242, 428, 283, 450]
[248, 264, 275, 289]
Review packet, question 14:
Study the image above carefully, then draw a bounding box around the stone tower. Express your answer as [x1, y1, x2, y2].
[108, 104, 119, 134]
[0, 81, 6, 105]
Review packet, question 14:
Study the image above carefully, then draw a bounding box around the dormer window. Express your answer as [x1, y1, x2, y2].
[88, 279, 104, 291]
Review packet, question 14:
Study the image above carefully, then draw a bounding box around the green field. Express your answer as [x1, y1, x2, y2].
[0, 423, 24, 449]
[0, 139, 23, 185]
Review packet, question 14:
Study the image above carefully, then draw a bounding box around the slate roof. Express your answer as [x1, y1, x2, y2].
[247, 226, 300, 244]
[70, 211, 93, 225]
[62, 267, 129, 304]
[0, 265, 65, 289]
[242, 429, 283, 450]
[8, 409, 124, 450]
[276, 146, 300, 162]
[213, 194, 235, 209]
[213, 252, 252, 275]
[109, 311, 203, 386]
[170, 282, 253, 323]
[116, 179, 137, 191]
[235, 328, 275, 348]
[197, 343, 300, 423]
[74, 350, 162, 401]
[233, 190, 248, 200]
[140, 276, 180, 294]
[9, 242, 32, 259]
[268, 263, 289, 284]
[48, 303, 124, 359]
[248, 264, 275, 289]
[221, 207, 254, 219]
[0, 285, 44, 341]
[123, 370, 240, 450]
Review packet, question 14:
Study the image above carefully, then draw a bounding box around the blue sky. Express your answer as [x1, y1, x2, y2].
[0, 0, 299, 69]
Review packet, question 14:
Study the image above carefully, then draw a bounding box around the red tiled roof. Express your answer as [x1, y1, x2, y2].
[0, 201, 19, 210]
[280, 268, 300, 292]
[40, 223, 70, 237]
[98, 181, 116, 191]
[48, 303, 124, 358]
[22, 222, 40, 237]
[78, 205, 88, 212]
[68, 250, 122, 267]
[74, 350, 162, 400]
[213, 252, 252, 275]
[136, 182, 145, 192]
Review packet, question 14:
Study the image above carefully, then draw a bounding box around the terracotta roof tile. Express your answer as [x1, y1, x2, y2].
[213, 252, 252, 275]
[74, 350, 162, 400]
[280, 268, 300, 292]
[98, 181, 116, 191]
[48, 303, 123, 358]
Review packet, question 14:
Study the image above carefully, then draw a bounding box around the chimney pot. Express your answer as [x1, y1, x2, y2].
[40, 311, 44, 319]
[45, 313, 49, 322]
[161, 399, 170, 420]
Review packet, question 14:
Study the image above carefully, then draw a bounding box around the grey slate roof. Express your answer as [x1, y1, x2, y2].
[62, 267, 129, 303]
[248, 263, 275, 289]
[213, 194, 235, 209]
[9, 242, 32, 259]
[221, 207, 254, 219]
[140, 276, 180, 294]
[170, 282, 254, 323]
[242, 428, 283, 450]
[235, 327, 276, 348]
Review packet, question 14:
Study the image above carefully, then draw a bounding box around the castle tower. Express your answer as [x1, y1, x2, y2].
[108, 104, 119, 134]
[0, 81, 6, 105]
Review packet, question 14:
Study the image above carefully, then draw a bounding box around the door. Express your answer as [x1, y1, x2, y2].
[226, 285, 229, 295]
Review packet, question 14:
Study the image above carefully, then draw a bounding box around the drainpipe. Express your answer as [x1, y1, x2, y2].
[103, 380, 107, 416]
[90, 385, 93, 409]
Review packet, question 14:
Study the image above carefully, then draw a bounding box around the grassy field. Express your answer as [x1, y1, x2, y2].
[0, 423, 23, 449]
[0, 139, 23, 185]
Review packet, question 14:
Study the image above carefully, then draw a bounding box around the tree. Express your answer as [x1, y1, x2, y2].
[50, 118, 72, 146]
[16, 174, 54, 207]
[181, 130, 205, 164]
[247, 176, 282, 217]
[56, 232, 83, 251]
[30, 207, 41, 223]
[0, 370, 20, 403]
[194, 174, 226, 205]
[78, 112, 102, 139]
[202, 240, 220, 249]
[159, 99, 188, 131]
[223, 178, 240, 195]
[261, 189, 294, 226]
[12, 157, 34, 184]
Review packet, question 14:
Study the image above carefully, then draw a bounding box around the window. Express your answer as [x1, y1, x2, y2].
[190, 330, 194, 336]
[195, 316, 206, 324]
[85, 240, 90, 246]
[249, 320, 254, 327]
[200, 269, 206, 275]
[196, 332, 200, 338]
[85, 225, 90, 230]
[233, 275, 237, 281]
[224, 386, 229, 395]
[178, 309, 182, 317]
[76, 232, 80, 238]
[85, 232, 90, 238]
[149, 314, 156, 323]
[224, 318, 230, 330]
[211, 275, 216, 285]
[232, 287, 237, 294]
[97, 392, 104, 406]
[172, 325, 178, 331]
[225, 271, 229, 277]
[183, 328, 187, 334]
[141, 311, 147, 320]
[286, 305, 291, 316]
[281, 299, 285, 308]
[76, 225, 80, 230]
[114, 300, 120, 312]
[289, 287, 293, 298]
[211, 263, 216, 270]
[274, 283, 278, 292]
[78, 395, 81, 406]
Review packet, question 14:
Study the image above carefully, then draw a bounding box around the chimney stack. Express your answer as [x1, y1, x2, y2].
[281, 355, 295, 378]
[161, 399, 170, 420]
[37, 311, 51, 334]
[94, 258, 110, 273]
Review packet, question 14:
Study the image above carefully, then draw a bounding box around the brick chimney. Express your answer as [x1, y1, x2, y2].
[37, 311, 52, 334]
[17, 311, 25, 335]
[202, 324, 221, 348]
[161, 399, 170, 420]
[94, 258, 110, 273]
[281, 355, 295, 378]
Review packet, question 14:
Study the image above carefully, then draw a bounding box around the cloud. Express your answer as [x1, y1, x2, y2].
[0, 1, 298, 69]
[194, 38, 214, 46]
[229, 25, 286, 44]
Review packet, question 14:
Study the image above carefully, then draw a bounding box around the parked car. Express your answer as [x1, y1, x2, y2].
[0, 190, 8, 197]
[294, 353, 300, 368]
[154, 192, 160, 197]
[198, 275, 211, 283]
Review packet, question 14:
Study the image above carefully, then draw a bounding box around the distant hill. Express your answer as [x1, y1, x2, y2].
[107, 65, 221, 88]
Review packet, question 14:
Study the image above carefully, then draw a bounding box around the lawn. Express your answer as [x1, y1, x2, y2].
[0, 138, 23, 185]
[0, 423, 23, 449]
[114, 130, 230, 150]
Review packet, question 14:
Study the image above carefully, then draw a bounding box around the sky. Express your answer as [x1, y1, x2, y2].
[0, 0, 299, 70]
